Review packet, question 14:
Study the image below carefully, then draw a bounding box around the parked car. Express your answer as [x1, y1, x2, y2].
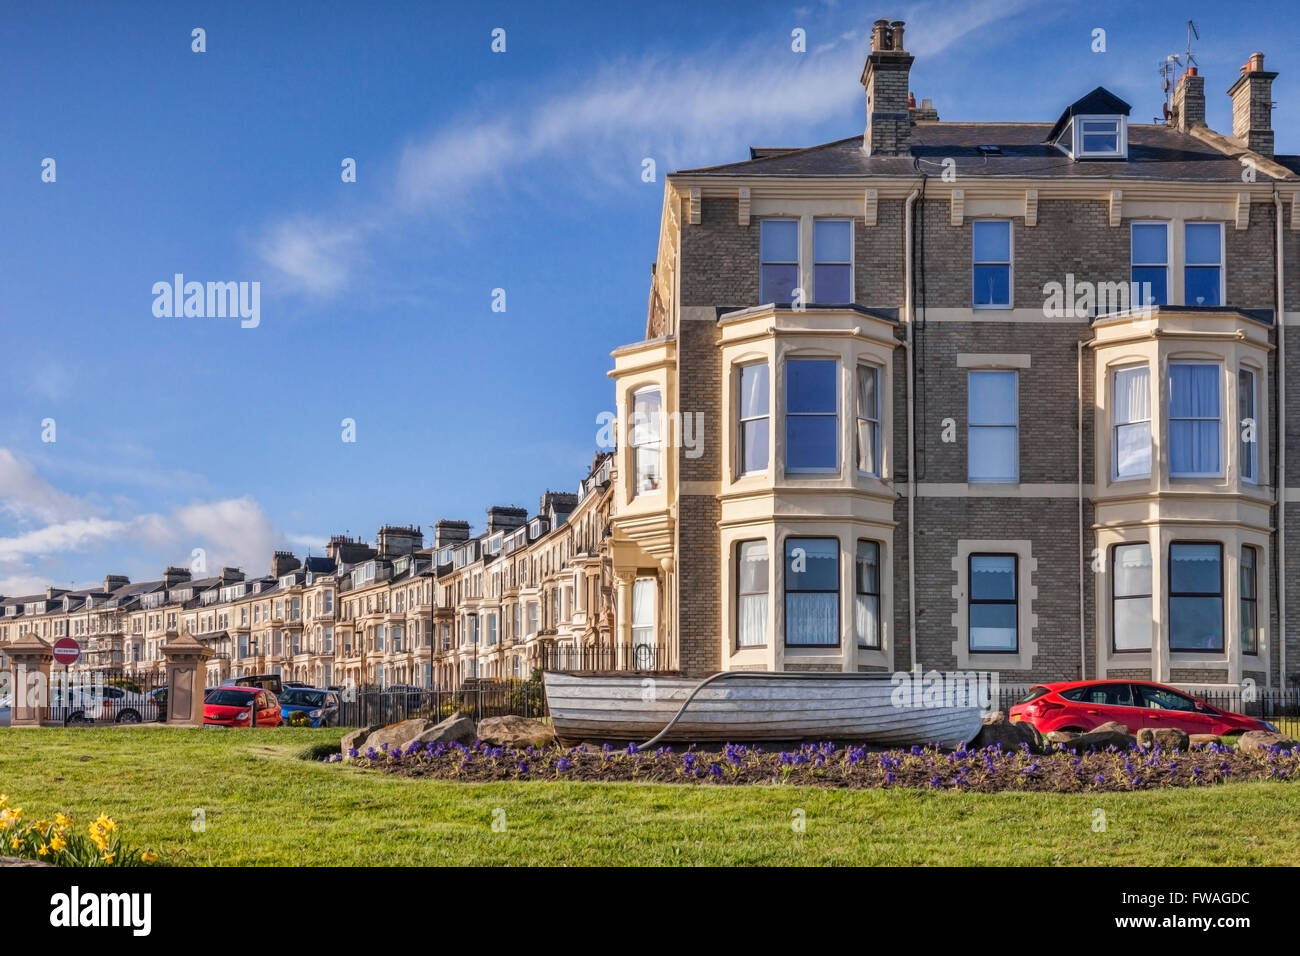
[60, 685, 160, 725]
[278, 687, 340, 727]
[1009, 680, 1277, 737]
[225, 674, 283, 696]
[203, 686, 283, 728]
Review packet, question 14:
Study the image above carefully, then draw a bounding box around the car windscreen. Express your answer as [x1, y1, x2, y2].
[280, 690, 325, 707]
[206, 689, 253, 707]
[1016, 686, 1051, 704]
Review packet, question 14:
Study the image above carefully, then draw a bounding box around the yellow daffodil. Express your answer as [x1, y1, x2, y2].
[9, 837, 19, 849]
[140, 849, 159, 864]
[54, 812, 72, 828]
[0, 794, 7, 808]
[37, 844, 49, 857]
[101, 852, 115, 864]
[94, 813, 117, 833]
[50, 834, 67, 852]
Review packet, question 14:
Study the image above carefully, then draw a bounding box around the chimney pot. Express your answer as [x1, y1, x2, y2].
[1187, 66, 1197, 76]
[1249, 52, 1265, 72]
[908, 91, 917, 108]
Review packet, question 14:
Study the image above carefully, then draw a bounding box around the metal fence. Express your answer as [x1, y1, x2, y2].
[48, 668, 167, 725]
[336, 679, 547, 729]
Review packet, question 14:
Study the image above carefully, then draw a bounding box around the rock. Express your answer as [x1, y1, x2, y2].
[1237, 730, 1300, 753]
[1045, 730, 1080, 746]
[1136, 727, 1190, 751]
[363, 718, 437, 753]
[1189, 734, 1221, 748]
[341, 724, 383, 755]
[477, 715, 556, 749]
[0, 856, 53, 867]
[971, 712, 1043, 753]
[1060, 721, 1135, 752]
[402, 713, 478, 749]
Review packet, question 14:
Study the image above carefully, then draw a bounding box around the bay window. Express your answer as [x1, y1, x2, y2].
[736, 541, 769, 648]
[738, 363, 769, 475]
[630, 387, 663, 495]
[1168, 363, 1221, 477]
[855, 540, 881, 649]
[785, 359, 838, 472]
[1183, 223, 1223, 306]
[1130, 222, 1168, 306]
[968, 370, 1018, 482]
[1112, 365, 1151, 479]
[1111, 544, 1152, 651]
[972, 220, 1011, 307]
[1169, 542, 1223, 652]
[813, 219, 852, 304]
[855, 364, 881, 476]
[968, 554, 1017, 652]
[784, 538, 838, 646]
[760, 219, 799, 305]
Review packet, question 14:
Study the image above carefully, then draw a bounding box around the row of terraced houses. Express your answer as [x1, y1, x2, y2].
[5, 18, 1300, 696]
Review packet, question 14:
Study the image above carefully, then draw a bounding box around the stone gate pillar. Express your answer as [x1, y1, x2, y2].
[4, 634, 53, 727]
[161, 630, 213, 726]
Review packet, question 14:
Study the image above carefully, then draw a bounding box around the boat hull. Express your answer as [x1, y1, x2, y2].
[543, 672, 985, 748]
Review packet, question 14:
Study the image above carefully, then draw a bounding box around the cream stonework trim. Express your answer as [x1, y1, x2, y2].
[950, 188, 964, 226]
[899, 482, 1093, 498]
[863, 187, 878, 227]
[737, 186, 751, 226]
[680, 306, 716, 323]
[922, 307, 1087, 324]
[951, 539, 1039, 672]
[1282, 312, 1300, 327]
[956, 353, 1031, 369]
[1284, 488, 1300, 503]
[1109, 189, 1122, 227]
[1024, 188, 1038, 227]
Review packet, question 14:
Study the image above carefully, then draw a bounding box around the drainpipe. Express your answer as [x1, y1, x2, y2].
[1275, 187, 1287, 695]
[904, 186, 920, 674]
[1078, 340, 1087, 681]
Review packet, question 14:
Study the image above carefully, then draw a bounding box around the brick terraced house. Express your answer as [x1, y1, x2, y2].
[607, 18, 1300, 696]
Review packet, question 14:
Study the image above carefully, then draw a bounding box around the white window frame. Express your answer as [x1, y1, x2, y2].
[1168, 360, 1224, 479]
[629, 386, 664, 497]
[855, 363, 882, 477]
[1239, 366, 1259, 484]
[1129, 221, 1169, 308]
[1182, 221, 1225, 308]
[971, 220, 1013, 309]
[737, 362, 770, 477]
[1112, 364, 1152, 481]
[1073, 115, 1127, 159]
[967, 369, 1019, 482]
[812, 218, 853, 305]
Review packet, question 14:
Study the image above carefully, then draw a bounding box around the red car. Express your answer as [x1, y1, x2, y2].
[1009, 680, 1275, 737]
[203, 686, 283, 728]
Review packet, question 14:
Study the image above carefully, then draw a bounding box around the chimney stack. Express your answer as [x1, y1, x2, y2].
[1227, 52, 1276, 158]
[103, 574, 130, 593]
[433, 520, 471, 549]
[270, 551, 301, 578]
[860, 18, 914, 156]
[162, 566, 191, 589]
[1170, 66, 1205, 131]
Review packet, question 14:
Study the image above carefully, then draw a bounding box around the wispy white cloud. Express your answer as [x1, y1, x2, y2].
[256, 0, 1033, 297]
[0, 449, 91, 525]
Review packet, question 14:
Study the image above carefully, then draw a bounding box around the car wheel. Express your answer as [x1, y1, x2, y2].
[65, 710, 93, 726]
[115, 709, 142, 724]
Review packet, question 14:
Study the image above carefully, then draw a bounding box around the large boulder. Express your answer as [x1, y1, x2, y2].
[1136, 727, 1190, 751]
[1060, 721, 1134, 751]
[1045, 730, 1080, 746]
[971, 712, 1043, 753]
[363, 718, 437, 753]
[1237, 730, 1300, 753]
[477, 715, 555, 749]
[341, 724, 383, 755]
[1189, 734, 1221, 748]
[403, 713, 478, 749]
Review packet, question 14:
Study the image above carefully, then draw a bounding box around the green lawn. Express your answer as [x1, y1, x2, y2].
[2, 727, 1297, 866]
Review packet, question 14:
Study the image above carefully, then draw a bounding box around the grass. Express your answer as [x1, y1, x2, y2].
[3, 726, 1299, 866]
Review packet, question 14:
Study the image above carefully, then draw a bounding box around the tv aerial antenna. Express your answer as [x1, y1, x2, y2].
[1160, 19, 1200, 122]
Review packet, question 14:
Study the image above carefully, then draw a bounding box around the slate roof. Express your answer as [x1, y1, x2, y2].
[675, 123, 1289, 182]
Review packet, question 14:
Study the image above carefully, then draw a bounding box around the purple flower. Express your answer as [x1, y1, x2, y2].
[709, 762, 723, 778]
[347, 748, 359, 759]
[556, 757, 572, 773]
[517, 760, 528, 775]
[626, 742, 640, 755]
[885, 771, 896, 785]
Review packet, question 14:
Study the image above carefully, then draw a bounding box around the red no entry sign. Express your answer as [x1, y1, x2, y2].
[53, 637, 80, 666]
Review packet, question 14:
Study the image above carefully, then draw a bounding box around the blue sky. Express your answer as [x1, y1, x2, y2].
[1, 0, 1296, 594]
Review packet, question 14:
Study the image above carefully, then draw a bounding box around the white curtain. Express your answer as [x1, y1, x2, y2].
[786, 593, 837, 645]
[632, 578, 655, 649]
[1113, 366, 1151, 478]
[737, 541, 769, 647]
[856, 366, 879, 474]
[1169, 365, 1221, 475]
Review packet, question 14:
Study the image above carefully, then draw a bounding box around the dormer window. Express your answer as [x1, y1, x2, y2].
[1048, 87, 1131, 161]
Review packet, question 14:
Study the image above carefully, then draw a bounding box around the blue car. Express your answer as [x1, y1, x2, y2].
[277, 687, 340, 728]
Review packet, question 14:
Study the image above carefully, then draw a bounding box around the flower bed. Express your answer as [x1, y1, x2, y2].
[330, 739, 1300, 793]
[0, 795, 159, 866]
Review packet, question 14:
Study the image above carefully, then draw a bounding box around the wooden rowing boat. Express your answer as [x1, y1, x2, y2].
[543, 671, 985, 748]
